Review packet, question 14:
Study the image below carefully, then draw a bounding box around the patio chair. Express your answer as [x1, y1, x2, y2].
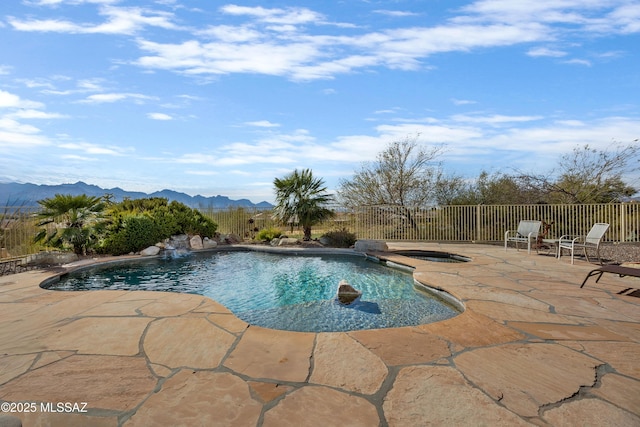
[504, 220, 542, 254]
[557, 223, 609, 265]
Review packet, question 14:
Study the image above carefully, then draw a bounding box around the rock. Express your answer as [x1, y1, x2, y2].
[203, 237, 217, 249]
[34, 251, 79, 265]
[140, 246, 161, 256]
[190, 235, 204, 250]
[354, 239, 388, 253]
[278, 238, 299, 246]
[270, 238, 280, 246]
[318, 236, 331, 246]
[336, 279, 362, 305]
[221, 233, 242, 244]
[169, 234, 190, 250]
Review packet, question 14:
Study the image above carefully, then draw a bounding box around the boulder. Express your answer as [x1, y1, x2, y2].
[220, 233, 242, 244]
[203, 237, 218, 249]
[354, 239, 388, 253]
[318, 236, 331, 246]
[140, 246, 161, 256]
[190, 235, 204, 250]
[336, 279, 362, 305]
[278, 238, 299, 246]
[169, 234, 190, 250]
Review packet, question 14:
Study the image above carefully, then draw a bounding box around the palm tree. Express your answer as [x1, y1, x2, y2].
[34, 194, 107, 255]
[273, 169, 335, 241]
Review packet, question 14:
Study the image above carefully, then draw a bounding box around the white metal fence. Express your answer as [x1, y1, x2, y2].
[2, 203, 639, 259]
[203, 203, 640, 243]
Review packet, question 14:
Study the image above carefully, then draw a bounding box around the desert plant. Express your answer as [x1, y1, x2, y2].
[98, 198, 218, 255]
[99, 215, 161, 255]
[273, 169, 335, 241]
[34, 194, 107, 255]
[256, 227, 282, 242]
[321, 228, 357, 248]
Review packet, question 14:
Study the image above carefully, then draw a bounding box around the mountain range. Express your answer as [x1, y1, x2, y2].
[0, 181, 273, 209]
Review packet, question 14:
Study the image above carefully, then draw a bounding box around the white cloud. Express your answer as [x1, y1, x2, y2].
[220, 5, 324, 25]
[527, 47, 567, 57]
[198, 25, 262, 42]
[9, 5, 179, 35]
[8, 109, 67, 119]
[147, 112, 173, 120]
[451, 114, 543, 125]
[57, 141, 132, 156]
[373, 10, 420, 18]
[0, 90, 23, 108]
[451, 98, 477, 106]
[245, 120, 280, 128]
[78, 92, 157, 104]
[563, 58, 591, 66]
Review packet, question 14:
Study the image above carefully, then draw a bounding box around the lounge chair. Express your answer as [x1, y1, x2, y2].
[504, 220, 542, 254]
[557, 223, 609, 265]
[580, 264, 640, 288]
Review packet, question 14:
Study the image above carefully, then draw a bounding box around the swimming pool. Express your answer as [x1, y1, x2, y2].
[47, 250, 461, 332]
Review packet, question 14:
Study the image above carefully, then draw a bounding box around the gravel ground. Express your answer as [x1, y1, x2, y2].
[597, 242, 640, 265]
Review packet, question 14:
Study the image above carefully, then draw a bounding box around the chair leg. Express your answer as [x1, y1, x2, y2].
[583, 247, 590, 263]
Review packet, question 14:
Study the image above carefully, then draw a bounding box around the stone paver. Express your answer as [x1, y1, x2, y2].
[124, 370, 262, 426]
[0, 355, 156, 411]
[224, 326, 315, 383]
[542, 398, 640, 426]
[383, 365, 532, 426]
[454, 343, 601, 417]
[143, 317, 236, 369]
[262, 386, 380, 427]
[1, 244, 639, 426]
[309, 332, 387, 394]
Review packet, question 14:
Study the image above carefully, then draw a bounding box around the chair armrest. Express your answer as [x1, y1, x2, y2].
[559, 235, 583, 244]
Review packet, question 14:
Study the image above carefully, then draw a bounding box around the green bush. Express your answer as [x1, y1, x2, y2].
[321, 228, 357, 248]
[99, 214, 161, 255]
[98, 198, 218, 255]
[256, 227, 282, 242]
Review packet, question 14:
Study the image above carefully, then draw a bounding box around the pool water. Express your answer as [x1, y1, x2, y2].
[50, 251, 460, 332]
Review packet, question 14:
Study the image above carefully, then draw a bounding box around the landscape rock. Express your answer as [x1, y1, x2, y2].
[318, 236, 331, 246]
[354, 239, 388, 253]
[336, 279, 362, 305]
[190, 235, 203, 250]
[169, 234, 189, 250]
[221, 233, 242, 244]
[278, 238, 299, 246]
[203, 237, 217, 249]
[140, 246, 161, 256]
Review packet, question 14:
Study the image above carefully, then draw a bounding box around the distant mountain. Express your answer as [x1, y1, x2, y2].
[0, 181, 273, 209]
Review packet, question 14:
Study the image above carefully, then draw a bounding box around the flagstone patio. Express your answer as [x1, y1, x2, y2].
[1, 243, 639, 426]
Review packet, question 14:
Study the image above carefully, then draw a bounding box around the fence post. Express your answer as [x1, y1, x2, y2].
[621, 202, 626, 242]
[476, 205, 481, 242]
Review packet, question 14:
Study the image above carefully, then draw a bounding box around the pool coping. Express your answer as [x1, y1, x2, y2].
[1, 242, 639, 426]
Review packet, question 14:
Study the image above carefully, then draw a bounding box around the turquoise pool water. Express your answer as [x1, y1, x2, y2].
[49, 251, 460, 332]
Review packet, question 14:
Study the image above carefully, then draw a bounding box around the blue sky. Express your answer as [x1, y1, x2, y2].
[1, 0, 639, 203]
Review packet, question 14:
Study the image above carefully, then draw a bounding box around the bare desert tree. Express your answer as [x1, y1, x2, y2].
[338, 135, 445, 208]
[518, 141, 639, 203]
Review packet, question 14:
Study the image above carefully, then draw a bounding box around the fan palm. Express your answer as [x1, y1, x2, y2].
[273, 169, 334, 241]
[34, 194, 107, 255]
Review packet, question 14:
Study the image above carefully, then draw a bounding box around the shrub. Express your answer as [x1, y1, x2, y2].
[99, 214, 161, 255]
[99, 198, 218, 255]
[256, 227, 282, 242]
[321, 228, 357, 248]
